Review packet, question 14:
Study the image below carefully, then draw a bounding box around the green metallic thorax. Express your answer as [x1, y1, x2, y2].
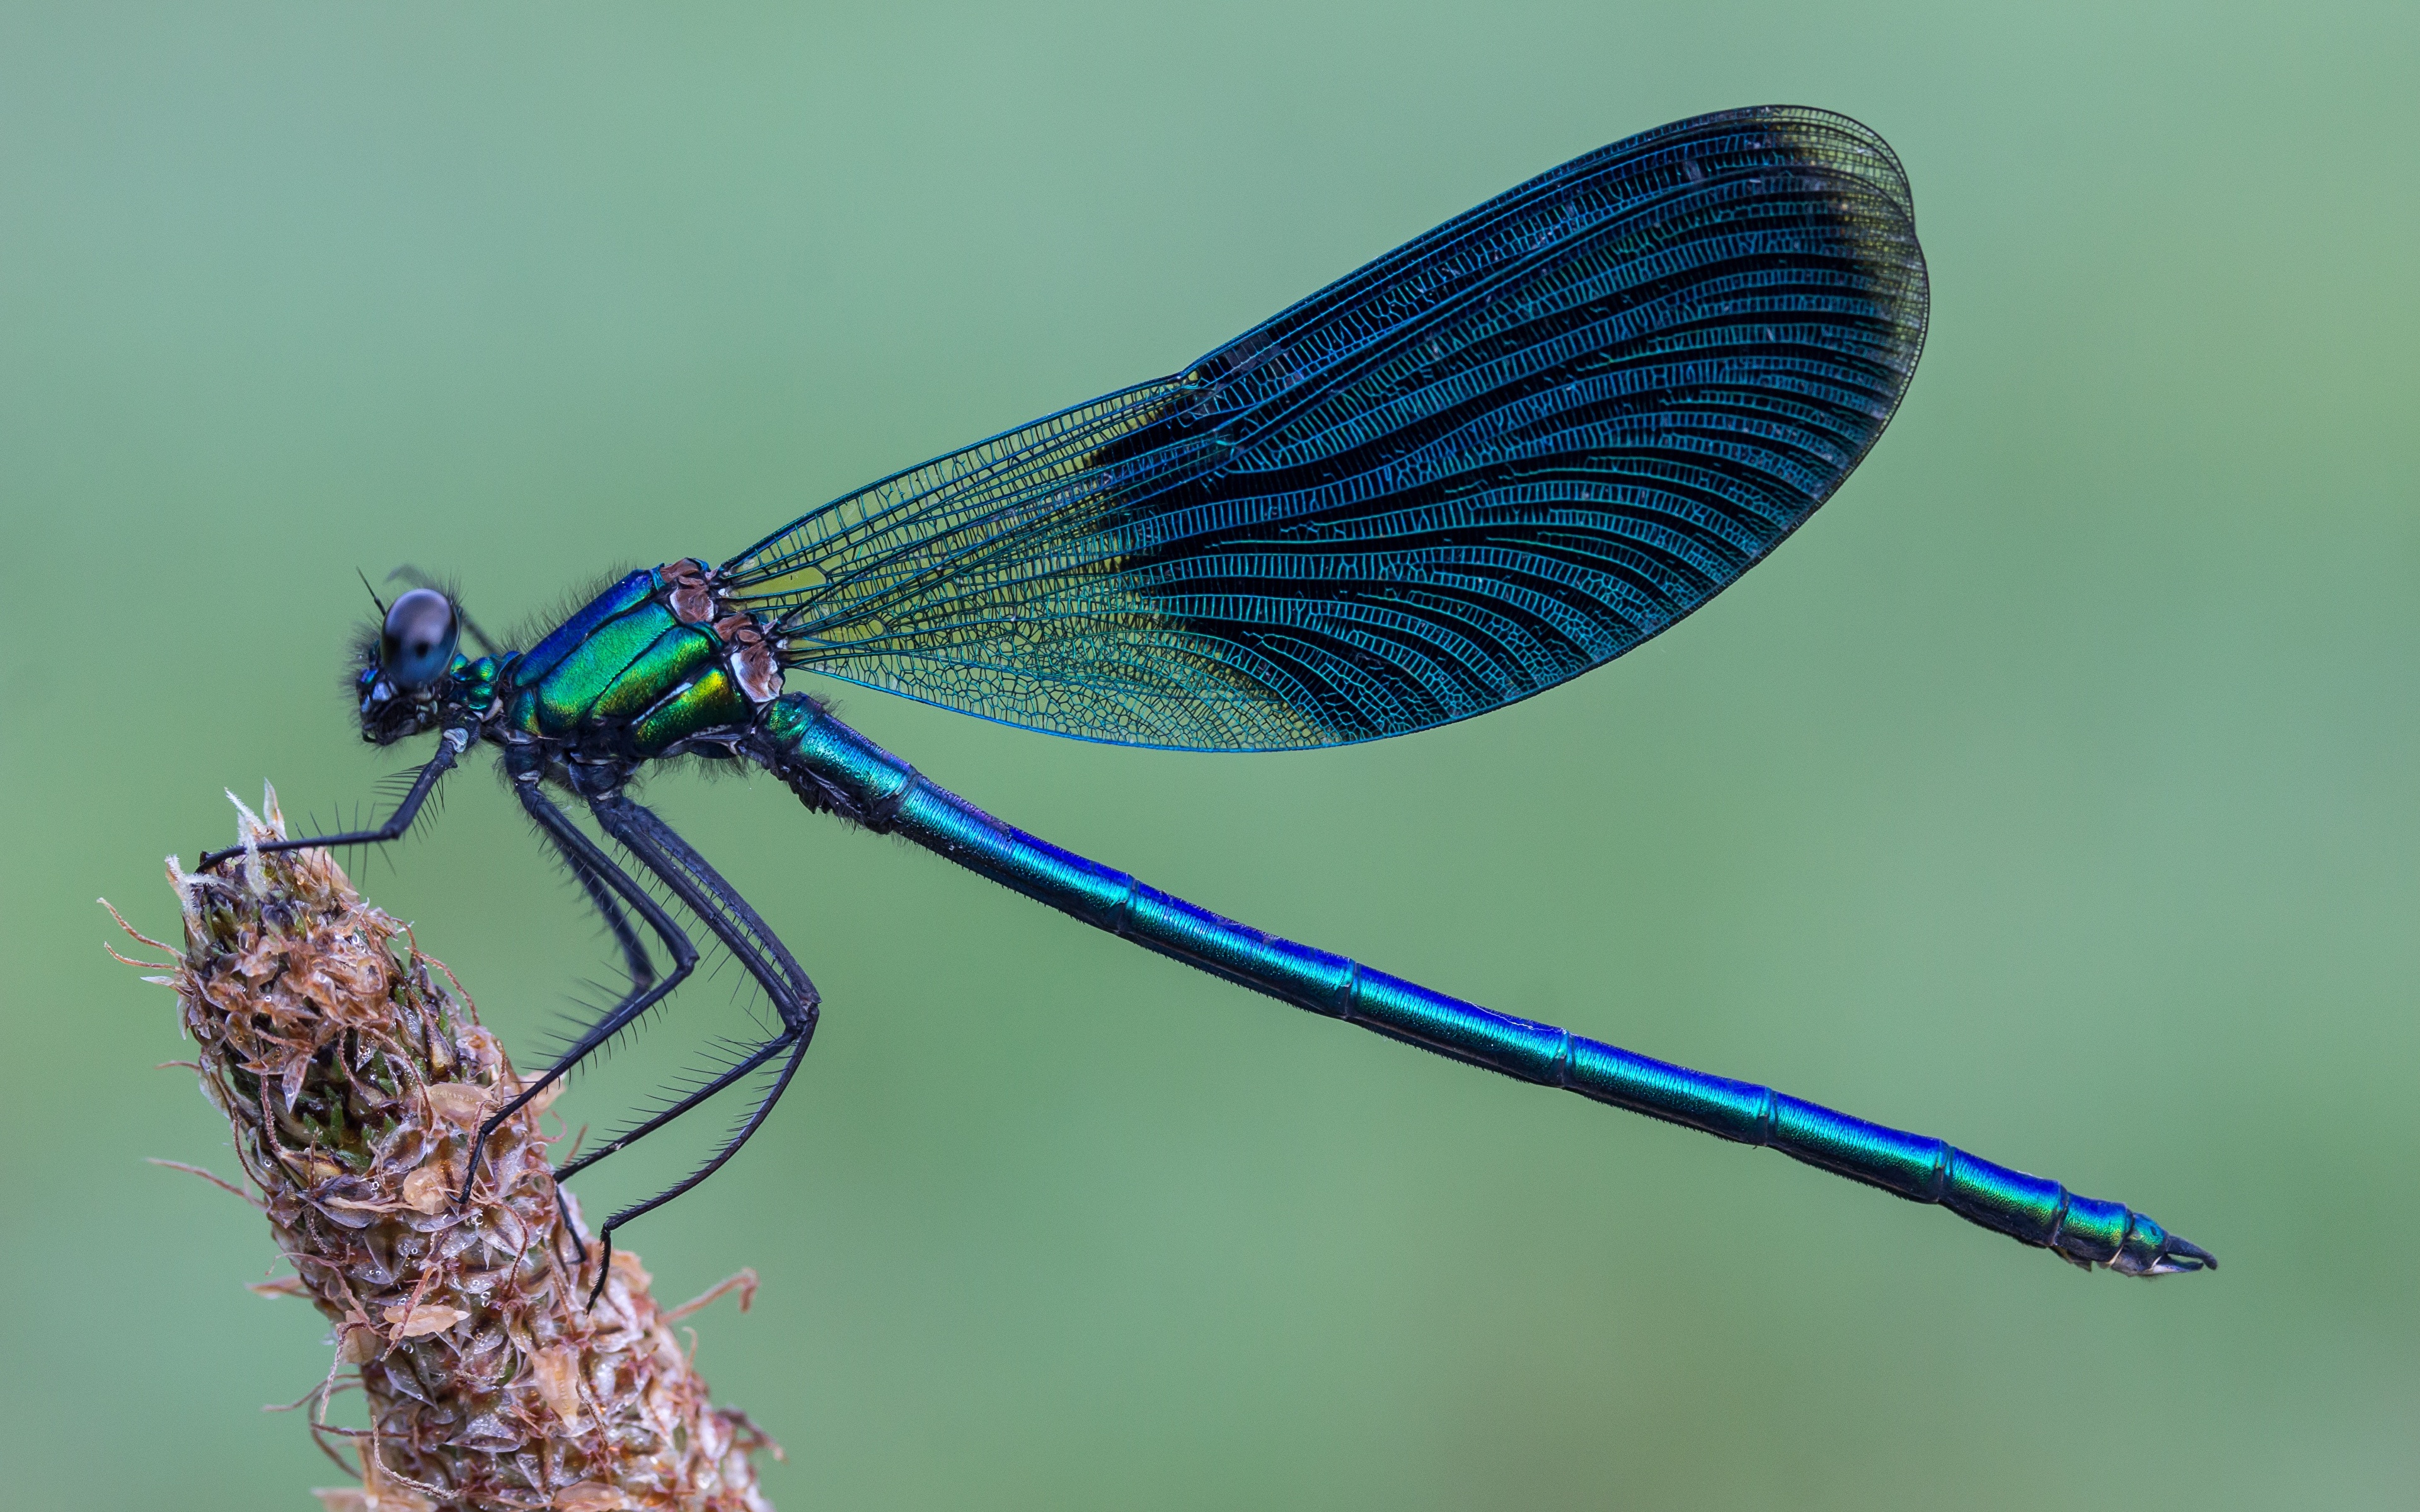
[496, 564, 761, 759]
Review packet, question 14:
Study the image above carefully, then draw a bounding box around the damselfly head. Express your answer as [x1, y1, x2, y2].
[352, 587, 461, 745]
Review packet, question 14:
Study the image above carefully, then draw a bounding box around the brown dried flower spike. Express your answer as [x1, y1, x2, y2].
[117, 789, 778, 1511]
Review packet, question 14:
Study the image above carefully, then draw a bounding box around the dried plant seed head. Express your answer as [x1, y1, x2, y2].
[137, 787, 778, 1512]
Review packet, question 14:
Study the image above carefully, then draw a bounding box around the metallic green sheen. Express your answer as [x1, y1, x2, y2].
[455, 655, 502, 716]
[533, 600, 681, 735]
[592, 625, 722, 723]
[630, 665, 749, 756]
[513, 568, 659, 689]
[502, 683, 541, 738]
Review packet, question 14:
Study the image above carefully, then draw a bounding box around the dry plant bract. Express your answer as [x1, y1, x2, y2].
[110, 788, 778, 1511]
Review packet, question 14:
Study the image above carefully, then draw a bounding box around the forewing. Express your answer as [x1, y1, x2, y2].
[723, 105, 1928, 749]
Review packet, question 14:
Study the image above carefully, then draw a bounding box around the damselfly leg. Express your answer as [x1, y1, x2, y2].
[541, 818, 657, 992]
[568, 793, 818, 1302]
[196, 728, 468, 873]
[459, 775, 700, 1206]
[519, 803, 662, 1260]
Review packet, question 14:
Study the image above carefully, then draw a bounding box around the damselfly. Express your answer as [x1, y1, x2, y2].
[202, 106, 2213, 1291]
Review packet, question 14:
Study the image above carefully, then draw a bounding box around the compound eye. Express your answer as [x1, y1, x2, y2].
[380, 588, 459, 688]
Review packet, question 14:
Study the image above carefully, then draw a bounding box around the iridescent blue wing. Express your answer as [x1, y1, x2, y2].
[722, 105, 1928, 750]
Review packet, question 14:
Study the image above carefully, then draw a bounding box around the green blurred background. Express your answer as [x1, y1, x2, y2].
[4, 3, 2414, 1507]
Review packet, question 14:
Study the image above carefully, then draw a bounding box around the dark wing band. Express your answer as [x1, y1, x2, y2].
[723, 105, 1928, 749]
